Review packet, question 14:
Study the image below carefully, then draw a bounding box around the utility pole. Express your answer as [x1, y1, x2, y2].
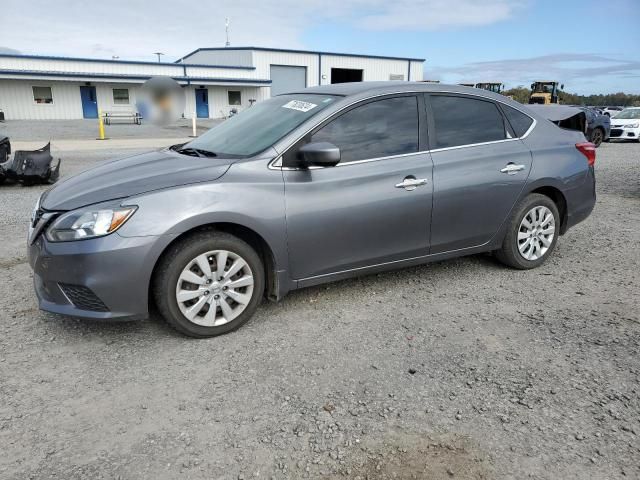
[225, 18, 230, 47]
[153, 52, 164, 63]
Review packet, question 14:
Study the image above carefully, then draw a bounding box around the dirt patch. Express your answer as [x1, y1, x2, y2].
[336, 431, 493, 480]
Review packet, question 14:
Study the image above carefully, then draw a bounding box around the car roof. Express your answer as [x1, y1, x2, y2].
[286, 81, 491, 98]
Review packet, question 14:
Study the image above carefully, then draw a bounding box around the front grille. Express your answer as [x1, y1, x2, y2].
[610, 129, 623, 137]
[58, 283, 109, 312]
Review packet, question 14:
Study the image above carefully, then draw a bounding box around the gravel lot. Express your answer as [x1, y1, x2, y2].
[0, 139, 638, 480]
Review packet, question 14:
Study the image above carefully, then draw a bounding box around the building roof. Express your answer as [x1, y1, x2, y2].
[0, 53, 255, 70]
[177, 46, 426, 63]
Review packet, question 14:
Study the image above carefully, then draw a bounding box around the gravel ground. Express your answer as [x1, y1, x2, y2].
[0, 141, 638, 480]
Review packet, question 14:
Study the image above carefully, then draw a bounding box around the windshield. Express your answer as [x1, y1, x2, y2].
[612, 109, 640, 119]
[186, 94, 339, 157]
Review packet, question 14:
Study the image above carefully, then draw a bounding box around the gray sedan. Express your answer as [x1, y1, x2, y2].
[28, 83, 596, 337]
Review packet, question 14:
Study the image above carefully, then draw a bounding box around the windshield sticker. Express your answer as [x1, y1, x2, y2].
[282, 100, 318, 113]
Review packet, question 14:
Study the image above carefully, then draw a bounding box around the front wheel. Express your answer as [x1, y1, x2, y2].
[495, 194, 560, 270]
[153, 231, 265, 337]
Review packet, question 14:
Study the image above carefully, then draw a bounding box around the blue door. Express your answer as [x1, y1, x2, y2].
[79, 86, 98, 118]
[195, 88, 209, 118]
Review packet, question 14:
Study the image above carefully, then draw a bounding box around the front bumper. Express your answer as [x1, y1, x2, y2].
[28, 232, 163, 320]
[609, 127, 640, 139]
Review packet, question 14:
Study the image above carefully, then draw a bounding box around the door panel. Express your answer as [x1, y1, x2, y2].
[429, 140, 532, 253]
[79, 86, 98, 119]
[195, 88, 209, 118]
[284, 154, 433, 279]
[425, 93, 533, 253]
[283, 94, 432, 280]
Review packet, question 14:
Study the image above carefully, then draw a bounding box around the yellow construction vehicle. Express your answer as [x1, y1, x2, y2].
[529, 81, 563, 104]
[475, 82, 504, 94]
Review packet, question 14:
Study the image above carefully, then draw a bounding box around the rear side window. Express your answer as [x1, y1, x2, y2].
[502, 104, 534, 137]
[430, 95, 506, 149]
[311, 96, 419, 162]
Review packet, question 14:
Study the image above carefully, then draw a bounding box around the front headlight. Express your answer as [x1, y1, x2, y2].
[46, 205, 137, 242]
[624, 123, 639, 129]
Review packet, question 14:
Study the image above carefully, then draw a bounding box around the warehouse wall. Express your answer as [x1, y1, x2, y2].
[320, 54, 411, 83]
[251, 51, 319, 88]
[0, 80, 145, 119]
[0, 80, 83, 119]
[95, 84, 141, 114]
[410, 60, 424, 81]
[180, 50, 254, 67]
[188, 49, 425, 89]
[183, 85, 270, 119]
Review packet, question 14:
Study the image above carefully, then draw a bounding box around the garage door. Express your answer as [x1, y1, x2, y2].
[270, 65, 307, 96]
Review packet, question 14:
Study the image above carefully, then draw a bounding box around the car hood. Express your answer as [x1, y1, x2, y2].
[610, 118, 640, 125]
[42, 148, 233, 211]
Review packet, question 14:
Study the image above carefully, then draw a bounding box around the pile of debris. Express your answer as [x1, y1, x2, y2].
[0, 135, 61, 186]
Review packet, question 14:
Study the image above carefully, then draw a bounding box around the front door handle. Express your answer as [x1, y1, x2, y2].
[395, 177, 428, 191]
[500, 163, 525, 175]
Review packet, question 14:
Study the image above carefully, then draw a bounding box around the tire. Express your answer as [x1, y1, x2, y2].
[153, 231, 265, 338]
[495, 193, 560, 270]
[590, 127, 604, 147]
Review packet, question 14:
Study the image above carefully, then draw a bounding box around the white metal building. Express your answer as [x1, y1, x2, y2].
[0, 47, 424, 120]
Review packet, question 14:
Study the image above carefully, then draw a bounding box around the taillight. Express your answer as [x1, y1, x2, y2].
[576, 142, 596, 166]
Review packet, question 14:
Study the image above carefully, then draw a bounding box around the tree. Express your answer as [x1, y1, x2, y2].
[503, 88, 640, 106]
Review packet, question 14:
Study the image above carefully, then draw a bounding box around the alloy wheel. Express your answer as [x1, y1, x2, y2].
[175, 250, 254, 326]
[517, 206, 556, 261]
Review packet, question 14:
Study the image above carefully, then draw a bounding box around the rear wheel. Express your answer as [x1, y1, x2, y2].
[590, 127, 604, 147]
[495, 194, 560, 270]
[153, 231, 264, 338]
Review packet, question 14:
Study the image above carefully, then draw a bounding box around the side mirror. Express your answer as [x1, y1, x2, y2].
[298, 142, 341, 167]
[560, 84, 565, 90]
[530, 83, 535, 90]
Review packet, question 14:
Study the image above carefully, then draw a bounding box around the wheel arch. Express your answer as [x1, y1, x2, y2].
[149, 222, 281, 307]
[528, 185, 568, 234]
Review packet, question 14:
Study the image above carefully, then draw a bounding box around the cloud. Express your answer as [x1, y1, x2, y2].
[354, 0, 523, 30]
[0, 0, 523, 60]
[430, 53, 640, 93]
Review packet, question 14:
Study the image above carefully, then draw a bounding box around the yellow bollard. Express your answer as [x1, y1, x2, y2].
[97, 109, 107, 140]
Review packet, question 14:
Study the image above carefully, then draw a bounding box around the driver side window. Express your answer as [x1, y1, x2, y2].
[310, 96, 419, 163]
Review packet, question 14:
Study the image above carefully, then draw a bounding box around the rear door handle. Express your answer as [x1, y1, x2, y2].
[500, 163, 525, 175]
[395, 177, 428, 191]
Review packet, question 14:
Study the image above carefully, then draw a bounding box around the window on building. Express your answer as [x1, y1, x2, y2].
[113, 88, 130, 105]
[310, 96, 419, 163]
[32, 86, 53, 104]
[228, 90, 241, 106]
[501, 104, 534, 138]
[430, 95, 507, 149]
